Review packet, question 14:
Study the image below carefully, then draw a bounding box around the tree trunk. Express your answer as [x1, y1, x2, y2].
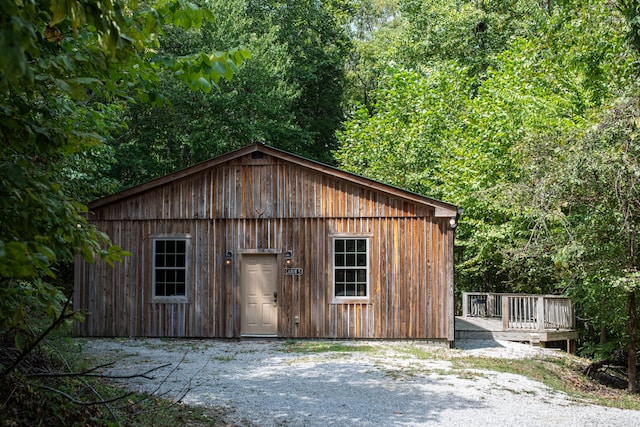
[629, 290, 638, 393]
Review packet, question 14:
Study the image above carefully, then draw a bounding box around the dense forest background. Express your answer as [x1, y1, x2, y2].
[3, 0, 640, 389]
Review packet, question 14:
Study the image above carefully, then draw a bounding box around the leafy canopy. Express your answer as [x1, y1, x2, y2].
[0, 0, 247, 353]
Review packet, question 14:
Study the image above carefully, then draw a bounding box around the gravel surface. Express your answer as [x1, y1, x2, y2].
[80, 338, 640, 426]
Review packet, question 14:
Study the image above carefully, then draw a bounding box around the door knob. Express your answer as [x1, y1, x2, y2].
[273, 290, 277, 303]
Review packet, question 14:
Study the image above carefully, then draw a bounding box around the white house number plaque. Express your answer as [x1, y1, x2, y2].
[285, 268, 303, 276]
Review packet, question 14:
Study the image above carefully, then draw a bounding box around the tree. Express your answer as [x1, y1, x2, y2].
[343, 0, 404, 113]
[513, 94, 640, 392]
[109, 0, 309, 188]
[399, 0, 543, 83]
[497, 0, 640, 391]
[247, 0, 352, 163]
[0, 0, 247, 370]
[336, 64, 469, 198]
[337, 0, 636, 297]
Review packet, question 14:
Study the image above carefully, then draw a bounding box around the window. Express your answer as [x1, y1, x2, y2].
[153, 238, 188, 298]
[333, 238, 369, 299]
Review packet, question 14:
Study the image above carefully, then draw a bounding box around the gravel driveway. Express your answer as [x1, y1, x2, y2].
[80, 338, 640, 426]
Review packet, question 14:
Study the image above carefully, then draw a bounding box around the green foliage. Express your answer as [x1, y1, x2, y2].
[337, 64, 470, 197]
[247, 0, 352, 162]
[0, 280, 81, 353]
[0, 159, 125, 279]
[343, 0, 405, 112]
[0, 335, 222, 426]
[619, 0, 640, 54]
[109, 0, 310, 188]
[337, 0, 640, 370]
[399, 0, 545, 81]
[108, 0, 353, 188]
[0, 0, 246, 274]
[508, 89, 640, 362]
[0, 0, 245, 371]
[337, 0, 636, 298]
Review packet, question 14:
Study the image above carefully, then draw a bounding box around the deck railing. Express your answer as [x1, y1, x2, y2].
[462, 292, 574, 331]
[461, 292, 503, 318]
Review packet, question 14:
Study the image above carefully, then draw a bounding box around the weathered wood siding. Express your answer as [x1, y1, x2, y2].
[74, 151, 455, 340]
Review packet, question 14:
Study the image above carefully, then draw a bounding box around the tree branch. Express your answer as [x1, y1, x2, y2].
[35, 384, 135, 406]
[26, 363, 171, 380]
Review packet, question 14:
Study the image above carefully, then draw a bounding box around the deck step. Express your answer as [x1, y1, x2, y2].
[529, 333, 541, 346]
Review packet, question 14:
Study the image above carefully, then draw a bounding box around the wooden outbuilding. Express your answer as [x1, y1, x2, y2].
[74, 143, 459, 343]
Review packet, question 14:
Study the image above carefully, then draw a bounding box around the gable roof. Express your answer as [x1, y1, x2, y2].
[89, 143, 458, 217]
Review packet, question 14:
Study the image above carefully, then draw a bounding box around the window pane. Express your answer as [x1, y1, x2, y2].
[156, 270, 166, 284]
[346, 239, 355, 252]
[155, 283, 165, 296]
[166, 270, 175, 283]
[333, 238, 368, 299]
[346, 270, 355, 283]
[346, 254, 355, 266]
[357, 269, 366, 282]
[166, 254, 175, 267]
[175, 283, 185, 296]
[176, 269, 185, 284]
[176, 254, 186, 267]
[357, 254, 366, 267]
[154, 239, 188, 298]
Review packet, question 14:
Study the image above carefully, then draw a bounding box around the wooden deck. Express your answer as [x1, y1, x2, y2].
[456, 292, 579, 352]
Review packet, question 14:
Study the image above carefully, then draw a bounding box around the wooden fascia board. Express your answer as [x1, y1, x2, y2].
[89, 143, 458, 217]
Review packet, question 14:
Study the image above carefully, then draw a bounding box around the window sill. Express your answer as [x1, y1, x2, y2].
[331, 298, 371, 305]
[150, 298, 189, 304]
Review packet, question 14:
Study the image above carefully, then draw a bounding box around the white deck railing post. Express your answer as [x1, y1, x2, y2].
[462, 292, 469, 317]
[502, 295, 509, 331]
[537, 296, 545, 331]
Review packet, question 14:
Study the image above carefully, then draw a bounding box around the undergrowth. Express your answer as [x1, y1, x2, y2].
[0, 334, 224, 426]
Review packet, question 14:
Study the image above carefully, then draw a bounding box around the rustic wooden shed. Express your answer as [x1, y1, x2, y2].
[74, 143, 458, 342]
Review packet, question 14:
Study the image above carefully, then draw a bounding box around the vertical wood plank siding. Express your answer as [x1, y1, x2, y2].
[74, 153, 454, 340]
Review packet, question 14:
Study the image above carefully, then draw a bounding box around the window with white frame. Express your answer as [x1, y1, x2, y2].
[333, 237, 369, 299]
[153, 238, 188, 298]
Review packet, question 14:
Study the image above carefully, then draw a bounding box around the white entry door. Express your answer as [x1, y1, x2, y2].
[241, 254, 278, 335]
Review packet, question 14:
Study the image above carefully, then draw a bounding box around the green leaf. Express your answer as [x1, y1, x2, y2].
[196, 76, 212, 92]
[14, 334, 25, 353]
